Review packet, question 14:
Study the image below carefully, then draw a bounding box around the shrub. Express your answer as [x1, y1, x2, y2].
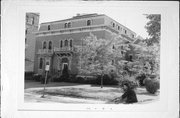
[95, 74, 119, 85]
[33, 74, 42, 82]
[25, 72, 34, 80]
[41, 75, 51, 84]
[119, 76, 139, 89]
[135, 73, 147, 86]
[144, 78, 160, 94]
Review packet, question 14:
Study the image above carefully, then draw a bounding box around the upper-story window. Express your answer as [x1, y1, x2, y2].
[25, 29, 28, 34]
[131, 34, 134, 38]
[48, 25, 50, 30]
[39, 58, 43, 69]
[112, 23, 115, 28]
[43, 41, 47, 49]
[117, 26, 120, 30]
[48, 41, 52, 50]
[87, 20, 91, 26]
[32, 17, 35, 25]
[68, 22, 71, 28]
[70, 40, 72, 47]
[64, 40, 68, 47]
[60, 40, 63, 48]
[124, 29, 127, 34]
[64, 23, 67, 28]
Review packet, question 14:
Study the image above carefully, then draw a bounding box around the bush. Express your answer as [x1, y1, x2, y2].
[41, 75, 51, 84]
[135, 73, 147, 86]
[120, 77, 138, 89]
[144, 78, 160, 94]
[33, 74, 42, 82]
[95, 74, 119, 85]
[25, 72, 34, 80]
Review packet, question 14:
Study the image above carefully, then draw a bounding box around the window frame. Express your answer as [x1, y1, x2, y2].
[87, 19, 92, 26]
[48, 41, 52, 50]
[39, 57, 43, 69]
[48, 25, 51, 30]
[43, 41, 47, 49]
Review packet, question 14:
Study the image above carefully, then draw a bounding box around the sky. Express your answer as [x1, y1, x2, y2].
[38, 3, 150, 39]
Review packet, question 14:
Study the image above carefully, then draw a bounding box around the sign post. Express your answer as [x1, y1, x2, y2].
[41, 63, 50, 98]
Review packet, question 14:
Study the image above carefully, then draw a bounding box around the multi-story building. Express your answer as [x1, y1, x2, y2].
[25, 13, 39, 72]
[34, 13, 139, 77]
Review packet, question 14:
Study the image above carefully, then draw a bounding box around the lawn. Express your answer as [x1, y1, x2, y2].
[25, 81, 159, 104]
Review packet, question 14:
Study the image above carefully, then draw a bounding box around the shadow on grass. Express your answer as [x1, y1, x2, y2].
[25, 81, 85, 89]
[137, 92, 159, 96]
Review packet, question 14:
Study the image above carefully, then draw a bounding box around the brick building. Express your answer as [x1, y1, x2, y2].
[34, 13, 140, 77]
[25, 13, 39, 72]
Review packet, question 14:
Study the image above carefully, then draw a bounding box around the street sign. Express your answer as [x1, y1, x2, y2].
[45, 64, 50, 71]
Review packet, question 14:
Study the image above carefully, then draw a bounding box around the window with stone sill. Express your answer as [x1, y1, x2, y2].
[60, 40, 63, 48]
[43, 41, 47, 49]
[64, 40, 68, 47]
[48, 41, 52, 50]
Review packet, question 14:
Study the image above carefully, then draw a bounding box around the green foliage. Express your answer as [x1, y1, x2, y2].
[144, 78, 160, 94]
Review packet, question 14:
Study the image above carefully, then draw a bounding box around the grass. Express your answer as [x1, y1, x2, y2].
[35, 87, 123, 101]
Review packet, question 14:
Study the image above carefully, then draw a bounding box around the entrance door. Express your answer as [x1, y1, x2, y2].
[61, 58, 69, 79]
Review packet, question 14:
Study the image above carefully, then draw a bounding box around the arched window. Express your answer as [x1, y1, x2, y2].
[70, 40, 72, 47]
[39, 58, 43, 69]
[64, 23, 67, 28]
[64, 40, 68, 47]
[43, 41, 47, 49]
[48, 25, 50, 30]
[60, 40, 63, 48]
[68, 22, 71, 28]
[48, 41, 52, 50]
[87, 20, 91, 26]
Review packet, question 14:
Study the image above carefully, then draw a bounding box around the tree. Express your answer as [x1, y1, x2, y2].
[144, 14, 161, 46]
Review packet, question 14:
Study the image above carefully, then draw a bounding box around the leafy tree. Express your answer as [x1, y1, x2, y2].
[145, 14, 161, 46]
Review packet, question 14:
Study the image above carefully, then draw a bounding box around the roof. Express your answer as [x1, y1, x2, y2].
[41, 13, 105, 24]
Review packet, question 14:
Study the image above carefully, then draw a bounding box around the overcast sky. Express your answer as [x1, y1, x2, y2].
[38, 3, 150, 39]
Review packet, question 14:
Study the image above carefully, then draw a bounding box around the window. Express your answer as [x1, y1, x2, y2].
[43, 41, 47, 49]
[64, 23, 67, 28]
[60, 40, 63, 48]
[87, 20, 91, 26]
[68, 22, 71, 28]
[70, 40, 72, 47]
[25, 29, 28, 34]
[32, 17, 35, 25]
[64, 40, 68, 47]
[39, 58, 43, 69]
[48, 41, 52, 50]
[124, 29, 127, 34]
[48, 25, 50, 30]
[118, 26, 120, 30]
[132, 34, 134, 38]
[112, 23, 115, 27]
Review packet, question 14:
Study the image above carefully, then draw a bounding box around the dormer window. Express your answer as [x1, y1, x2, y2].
[87, 20, 91, 26]
[48, 25, 50, 30]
